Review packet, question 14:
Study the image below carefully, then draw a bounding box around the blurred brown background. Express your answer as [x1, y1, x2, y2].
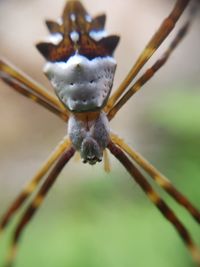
[0, 1, 200, 267]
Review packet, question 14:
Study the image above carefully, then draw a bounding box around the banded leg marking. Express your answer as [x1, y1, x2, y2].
[108, 141, 200, 265]
[4, 146, 75, 267]
[105, 0, 191, 113]
[107, 7, 196, 120]
[0, 58, 68, 121]
[0, 136, 71, 234]
[110, 133, 200, 223]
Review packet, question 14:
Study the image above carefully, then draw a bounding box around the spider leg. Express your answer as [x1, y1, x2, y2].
[4, 146, 75, 267]
[108, 141, 200, 265]
[107, 5, 197, 120]
[110, 133, 200, 223]
[105, 0, 193, 113]
[103, 149, 111, 173]
[0, 58, 68, 121]
[0, 136, 70, 235]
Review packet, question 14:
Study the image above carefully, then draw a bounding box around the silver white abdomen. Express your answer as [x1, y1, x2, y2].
[44, 54, 116, 112]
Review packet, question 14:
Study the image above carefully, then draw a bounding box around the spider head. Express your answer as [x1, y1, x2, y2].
[80, 136, 102, 165]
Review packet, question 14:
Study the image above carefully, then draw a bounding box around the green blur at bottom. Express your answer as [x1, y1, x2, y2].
[0, 173, 199, 267]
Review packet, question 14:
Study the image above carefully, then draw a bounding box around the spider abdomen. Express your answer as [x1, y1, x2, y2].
[36, 0, 119, 112]
[44, 54, 116, 112]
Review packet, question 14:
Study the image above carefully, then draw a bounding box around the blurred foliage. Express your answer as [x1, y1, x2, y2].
[0, 87, 200, 267]
[149, 87, 200, 198]
[151, 88, 200, 139]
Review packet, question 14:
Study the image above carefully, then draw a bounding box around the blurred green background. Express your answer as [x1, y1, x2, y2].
[0, 0, 200, 267]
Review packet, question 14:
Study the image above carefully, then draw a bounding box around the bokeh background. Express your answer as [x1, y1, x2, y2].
[0, 0, 200, 266]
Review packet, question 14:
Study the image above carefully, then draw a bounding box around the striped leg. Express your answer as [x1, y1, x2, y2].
[0, 58, 68, 121]
[0, 136, 70, 235]
[110, 132, 200, 223]
[108, 141, 200, 265]
[105, 0, 191, 112]
[107, 4, 197, 120]
[4, 146, 75, 267]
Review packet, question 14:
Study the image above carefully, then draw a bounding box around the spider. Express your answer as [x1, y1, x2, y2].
[0, 0, 200, 266]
